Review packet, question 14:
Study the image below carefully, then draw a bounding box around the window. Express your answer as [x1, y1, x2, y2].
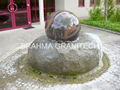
[90, 0, 100, 6]
[116, 0, 120, 5]
[30, 0, 40, 22]
[44, 0, 55, 20]
[79, 0, 85, 7]
[90, 0, 96, 6]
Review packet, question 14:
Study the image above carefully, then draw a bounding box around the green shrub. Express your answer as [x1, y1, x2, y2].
[110, 7, 120, 22]
[107, 0, 115, 19]
[89, 7, 104, 21]
[95, 0, 101, 6]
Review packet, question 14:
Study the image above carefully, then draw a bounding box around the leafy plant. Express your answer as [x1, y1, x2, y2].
[110, 7, 120, 22]
[107, 0, 115, 19]
[89, 7, 104, 21]
[95, 0, 101, 6]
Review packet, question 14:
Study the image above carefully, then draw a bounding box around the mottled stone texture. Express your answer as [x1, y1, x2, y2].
[45, 11, 81, 42]
[28, 33, 103, 75]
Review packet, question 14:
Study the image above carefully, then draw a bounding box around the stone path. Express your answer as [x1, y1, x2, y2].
[0, 25, 120, 90]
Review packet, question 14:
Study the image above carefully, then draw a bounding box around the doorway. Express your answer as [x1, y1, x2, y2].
[0, 0, 31, 31]
[30, 0, 40, 23]
[44, 0, 55, 20]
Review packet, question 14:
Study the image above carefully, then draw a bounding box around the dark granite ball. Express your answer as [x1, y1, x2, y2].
[45, 11, 81, 42]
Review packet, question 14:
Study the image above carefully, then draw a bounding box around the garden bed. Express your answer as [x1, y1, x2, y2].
[81, 20, 120, 32]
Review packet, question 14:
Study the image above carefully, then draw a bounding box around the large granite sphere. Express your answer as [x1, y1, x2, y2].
[28, 33, 103, 75]
[45, 11, 81, 42]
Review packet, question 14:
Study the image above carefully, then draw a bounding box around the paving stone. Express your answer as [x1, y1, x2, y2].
[0, 25, 120, 90]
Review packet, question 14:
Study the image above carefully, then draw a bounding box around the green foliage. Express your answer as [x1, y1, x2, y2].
[107, 0, 115, 19]
[110, 7, 120, 22]
[95, 0, 101, 6]
[89, 7, 104, 21]
[83, 0, 120, 32]
[81, 20, 120, 32]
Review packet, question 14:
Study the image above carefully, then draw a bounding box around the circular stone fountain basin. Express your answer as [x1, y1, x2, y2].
[28, 33, 104, 75]
[1, 45, 109, 84]
[0, 10, 110, 85]
[0, 33, 110, 84]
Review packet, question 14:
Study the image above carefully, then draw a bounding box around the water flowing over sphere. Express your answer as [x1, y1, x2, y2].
[45, 11, 81, 41]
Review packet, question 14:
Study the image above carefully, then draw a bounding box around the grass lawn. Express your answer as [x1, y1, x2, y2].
[81, 20, 120, 32]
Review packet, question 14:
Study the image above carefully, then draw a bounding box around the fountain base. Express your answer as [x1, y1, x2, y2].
[28, 33, 104, 75]
[20, 51, 109, 84]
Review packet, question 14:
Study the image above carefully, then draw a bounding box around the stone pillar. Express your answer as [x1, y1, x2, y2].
[39, 0, 45, 26]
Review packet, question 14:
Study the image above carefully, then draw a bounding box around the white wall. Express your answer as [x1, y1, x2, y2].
[56, 0, 91, 19]
[55, 0, 65, 10]
[65, 0, 91, 18]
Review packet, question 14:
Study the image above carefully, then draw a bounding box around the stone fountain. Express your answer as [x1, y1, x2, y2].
[0, 11, 110, 85]
[27, 11, 109, 78]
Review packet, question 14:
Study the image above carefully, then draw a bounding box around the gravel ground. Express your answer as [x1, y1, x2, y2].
[0, 25, 120, 90]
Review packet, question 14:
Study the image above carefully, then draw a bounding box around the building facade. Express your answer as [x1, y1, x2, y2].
[0, 0, 120, 31]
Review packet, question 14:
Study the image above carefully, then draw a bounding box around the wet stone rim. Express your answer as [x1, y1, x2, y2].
[0, 48, 110, 84]
[13, 48, 110, 84]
